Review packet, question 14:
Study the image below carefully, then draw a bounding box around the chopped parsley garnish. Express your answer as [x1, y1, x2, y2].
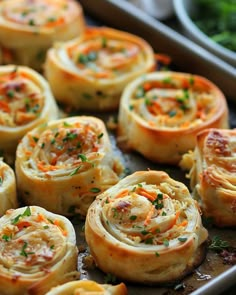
[11, 207, 31, 225]
[144, 237, 154, 244]
[2, 234, 11, 242]
[97, 133, 104, 139]
[129, 215, 137, 221]
[209, 236, 229, 252]
[70, 166, 81, 176]
[178, 237, 187, 242]
[155, 252, 160, 257]
[6, 90, 14, 98]
[90, 187, 101, 193]
[163, 239, 169, 247]
[78, 154, 88, 162]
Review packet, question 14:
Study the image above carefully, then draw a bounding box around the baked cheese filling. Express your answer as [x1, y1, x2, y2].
[15, 116, 122, 216]
[85, 171, 208, 284]
[0, 206, 78, 294]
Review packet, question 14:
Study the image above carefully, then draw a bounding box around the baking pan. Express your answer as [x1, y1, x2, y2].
[79, 0, 236, 101]
[75, 1, 236, 294]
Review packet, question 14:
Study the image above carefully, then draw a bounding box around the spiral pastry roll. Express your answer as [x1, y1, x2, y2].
[44, 26, 156, 111]
[0, 158, 17, 216]
[15, 116, 122, 216]
[46, 280, 128, 295]
[117, 71, 229, 165]
[0, 65, 58, 164]
[0, 0, 85, 71]
[0, 206, 79, 295]
[187, 128, 236, 227]
[85, 170, 208, 284]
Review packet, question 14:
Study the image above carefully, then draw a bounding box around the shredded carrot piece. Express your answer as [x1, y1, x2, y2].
[37, 213, 46, 222]
[16, 221, 31, 231]
[180, 121, 190, 128]
[148, 121, 155, 127]
[144, 205, 155, 226]
[0, 101, 10, 113]
[115, 189, 129, 199]
[155, 53, 171, 65]
[137, 188, 156, 202]
[143, 82, 152, 91]
[45, 17, 64, 28]
[95, 71, 110, 78]
[53, 219, 60, 226]
[177, 220, 188, 227]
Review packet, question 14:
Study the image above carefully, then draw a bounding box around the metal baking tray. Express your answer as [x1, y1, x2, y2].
[75, 1, 236, 294]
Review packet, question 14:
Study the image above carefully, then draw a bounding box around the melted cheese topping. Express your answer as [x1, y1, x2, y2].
[23, 118, 105, 176]
[0, 207, 69, 272]
[101, 181, 197, 248]
[0, 70, 44, 127]
[129, 74, 216, 129]
[1, 0, 77, 28]
[57, 27, 154, 81]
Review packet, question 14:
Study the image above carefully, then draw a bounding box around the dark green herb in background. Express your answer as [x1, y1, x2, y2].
[193, 0, 236, 52]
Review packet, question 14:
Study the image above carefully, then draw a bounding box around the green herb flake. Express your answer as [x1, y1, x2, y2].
[169, 110, 177, 117]
[101, 37, 107, 48]
[155, 252, 160, 257]
[163, 239, 169, 247]
[104, 273, 117, 284]
[97, 133, 104, 139]
[43, 225, 49, 229]
[6, 90, 14, 98]
[78, 154, 88, 162]
[129, 215, 137, 221]
[178, 237, 187, 242]
[78, 53, 88, 64]
[70, 166, 81, 176]
[209, 236, 229, 252]
[20, 242, 28, 257]
[63, 121, 71, 127]
[2, 234, 11, 242]
[144, 237, 153, 244]
[28, 19, 35, 26]
[82, 93, 93, 100]
[90, 187, 101, 193]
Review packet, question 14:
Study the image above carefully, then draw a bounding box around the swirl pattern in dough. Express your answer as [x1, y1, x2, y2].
[186, 128, 236, 227]
[85, 170, 208, 284]
[117, 71, 229, 164]
[0, 206, 79, 295]
[46, 280, 127, 295]
[15, 116, 122, 216]
[0, 158, 17, 216]
[0, 0, 85, 70]
[0, 65, 58, 164]
[44, 26, 156, 111]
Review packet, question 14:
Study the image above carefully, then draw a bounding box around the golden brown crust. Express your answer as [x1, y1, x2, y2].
[85, 170, 208, 284]
[0, 65, 58, 165]
[0, 158, 18, 216]
[117, 71, 229, 165]
[15, 116, 122, 216]
[45, 280, 128, 295]
[188, 128, 236, 227]
[0, 206, 79, 295]
[44, 26, 156, 111]
[0, 0, 85, 70]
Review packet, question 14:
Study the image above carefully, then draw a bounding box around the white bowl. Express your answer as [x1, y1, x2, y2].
[174, 0, 236, 67]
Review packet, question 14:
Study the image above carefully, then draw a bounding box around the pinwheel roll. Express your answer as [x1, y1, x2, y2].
[0, 158, 17, 216]
[15, 116, 122, 216]
[44, 27, 156, 111]
[85, 171, 208, 284]
[0, 206, 79, 295]
[0, 0, 85, 70]
[187, 128, 236, 227]
[46, 280, 128, 295]
[117, 71, 229, 165]
[0, 65, 58, 165]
